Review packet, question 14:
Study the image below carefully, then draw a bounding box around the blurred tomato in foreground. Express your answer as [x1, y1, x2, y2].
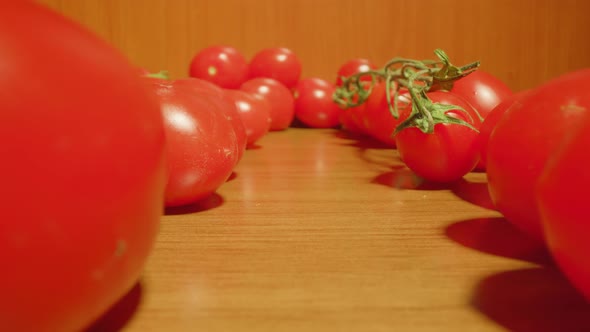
[0, 2, 167, 331]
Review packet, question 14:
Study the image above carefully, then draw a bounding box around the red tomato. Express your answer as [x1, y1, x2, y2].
[1, 2, 166, 331]
[335, 58, 377, 87]
[224, 89, 272, 146]
[339, 105, 368, 135]
[537, 111, 590, 301]
[241, 77, 295, 131]
[364, 82, 411, 147]
[150, 82, 240, 207]
[395, 91, 481, 183]
[450, 70, 513, 118]
[475, 89, 531, 171]
[293, 78, 342, 128]
[486, 69, 590, 243]
[188, 45, 248, 89]
[248, 47, 302, 89]
[172, 78, 248, 162]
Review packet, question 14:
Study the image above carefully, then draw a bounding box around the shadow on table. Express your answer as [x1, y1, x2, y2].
[164, 193, 225, 215]
[445, 217, 551, 265]
[472, 267, 590, 332]
[371, 168, 454, 191]
[84, 282, 143, 332]
[449, 177, 497, 211]
[332, 130, 393, 150]
[445, 217, 590, 331]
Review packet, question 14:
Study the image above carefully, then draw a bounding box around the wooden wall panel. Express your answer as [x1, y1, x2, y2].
[38, 0, 590, 91]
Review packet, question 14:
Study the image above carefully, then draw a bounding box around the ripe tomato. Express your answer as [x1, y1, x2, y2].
[395, 91, 481, 183]
[188, 45, 248, 89]
[450, 70, 513, 118]
[339, 105, 368, 135]
[335, 58, 377, 87]
[293, 78, 342, 128]
[537, 111, 590, 301]
[1, 2, 166, 331]
[241, 77, 295, 131]
[248, 47, 302, 89]
[486, 69, 590, 243]
[364, 82, 411, 147]
[172, 77, 247, 162]
[475, 89, 530, 170]
[149, 82, 240, 207]
[224, 89, 272, 146]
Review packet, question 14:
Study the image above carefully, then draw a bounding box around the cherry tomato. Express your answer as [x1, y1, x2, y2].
[248, 47, 302, 89]
[487, 69, 590, 243]
[364, 82, 411, 147]
[1, 2, 166, 331]
[395, 91, 481, 183]
[172, 78, 247, 162]
[188, 45, 248, 89]
[475, 89, 531, 171]
[224, 89, 272, 147]
[293, 78, 342, 128]
[537, 110, 590, 301]
[241, 77, 295, 131]
[450, 70, 513, 118]
[335, 58, 377, 87]
[149, 82, 240, 207]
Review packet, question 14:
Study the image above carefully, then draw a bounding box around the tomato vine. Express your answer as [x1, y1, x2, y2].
[333, 49, 482, 134]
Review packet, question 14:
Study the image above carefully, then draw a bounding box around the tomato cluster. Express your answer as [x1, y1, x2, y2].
[333, 54, 590, 303]
[3, 2, 590, 331]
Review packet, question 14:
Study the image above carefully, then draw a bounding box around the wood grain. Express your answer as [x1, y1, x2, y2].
[38, 0, 590, 91]
[85, 129, 590, 332]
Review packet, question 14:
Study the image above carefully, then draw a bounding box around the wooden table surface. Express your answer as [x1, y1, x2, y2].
[88, 128, 590, 332]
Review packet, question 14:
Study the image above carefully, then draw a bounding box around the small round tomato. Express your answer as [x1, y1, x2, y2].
[487, 69, 590, 243]
[293, 78, 342, 128]
[335, 58, 377, 87]
[241, 77, 295, 131]
[450, 70, 513, 118]
[537, 111, 590, 301]
[1, 2, 166, 332]
[172, 78, 248, 162]
[364, 82, 411, 147]
[188, 45, 248, 89]
[248, 47, 302, 89]
[150, 82, 240, 207]
[224, 89, 272, 147]
[395, 91, 481, 183]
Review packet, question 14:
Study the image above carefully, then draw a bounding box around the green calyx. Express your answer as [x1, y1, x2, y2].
[332, 49, 482, 135]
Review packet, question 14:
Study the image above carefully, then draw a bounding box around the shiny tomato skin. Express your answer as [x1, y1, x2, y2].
[188, 45, 249, 89]
[241, 77, 295, 131]
[451, 70, 513, 118]
[293, 78, 342, 128]
[339, 104, 368, 135]
[224, 89, 272, 146]
[335, 58, 377, 87]
[172, 78, 247, 162]
[475, 89, 531, 171]
[1, 2, 166, 332]
[395, 91, 481, 183]
[248, 47, 302, 89]
[364, 82, 411, 147]
[537, 112, 590, 301]
[486, 69, 590, 243]
[150, 82, 240, 207]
